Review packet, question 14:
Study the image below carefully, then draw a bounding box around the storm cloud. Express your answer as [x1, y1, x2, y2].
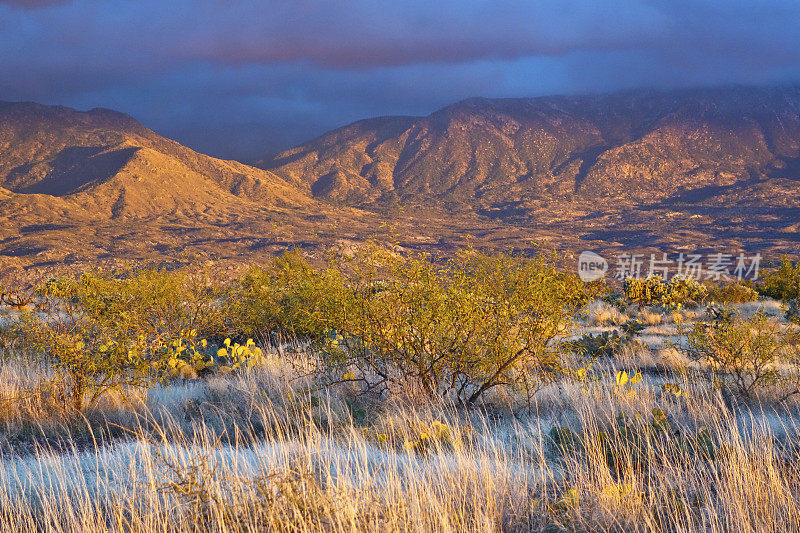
[1, 0, 799, 159]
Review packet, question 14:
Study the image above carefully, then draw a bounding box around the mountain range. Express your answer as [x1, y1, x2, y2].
[2, 86, 800, 281]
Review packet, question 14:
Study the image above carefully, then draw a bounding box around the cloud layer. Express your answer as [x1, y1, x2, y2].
[2, 0, 799, 159]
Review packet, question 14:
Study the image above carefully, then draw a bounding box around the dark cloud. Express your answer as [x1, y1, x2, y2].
[0, 0, 69, 8]
[1, 0, 799, 159]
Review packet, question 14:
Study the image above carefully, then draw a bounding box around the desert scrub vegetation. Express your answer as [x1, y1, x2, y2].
[705, 280, 760, 304]
[8, 265, 227, 412]
[681, 310, 800, 399]
[758, 256, 800, 302]
[1, 248, 800, 531]
[236, 245, 594, 405]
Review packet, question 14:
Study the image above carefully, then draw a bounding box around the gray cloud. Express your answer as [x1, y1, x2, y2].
[1, 0, 799, 159]
[0, 0, 69, 8]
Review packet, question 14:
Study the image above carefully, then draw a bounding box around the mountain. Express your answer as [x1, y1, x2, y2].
[0, 102, 380, 280]
[0, 101, 314, 218]
[261, 86, 800, 209]
[3, 86, 800, 282]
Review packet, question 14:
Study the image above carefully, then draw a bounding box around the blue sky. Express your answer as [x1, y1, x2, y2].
[2, 0, 800, 160]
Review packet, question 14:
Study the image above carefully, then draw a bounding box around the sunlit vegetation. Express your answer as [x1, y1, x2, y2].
[0, 246, 799, 531]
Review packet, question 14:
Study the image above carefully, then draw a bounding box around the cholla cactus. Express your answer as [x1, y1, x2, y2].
[623, 276, 707, 308]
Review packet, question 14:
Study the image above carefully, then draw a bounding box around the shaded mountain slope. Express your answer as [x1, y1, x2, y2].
[0, 102, 377, 280]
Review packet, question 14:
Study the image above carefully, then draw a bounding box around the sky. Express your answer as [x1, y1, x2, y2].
[2, 0, 800, 161]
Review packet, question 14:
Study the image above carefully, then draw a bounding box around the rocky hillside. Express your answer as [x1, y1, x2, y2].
[260, 86, 800, 209]
[0, 102, 378, 279]
[0, 101, 315, 219]
[2, 87, 800, 282]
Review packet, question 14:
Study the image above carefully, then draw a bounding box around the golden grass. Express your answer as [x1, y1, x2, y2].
[1, 298, 800, 532]
[0, 350, 798, 532]
[636, 308, 663, 326]
[585, 301, 630, 327]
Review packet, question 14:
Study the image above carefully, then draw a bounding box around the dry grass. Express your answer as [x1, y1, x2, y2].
[636, 308, 663, 326]
[584, 301, 629, 327]
[0, 352, 798, 532]
[2, 300, 800, 531]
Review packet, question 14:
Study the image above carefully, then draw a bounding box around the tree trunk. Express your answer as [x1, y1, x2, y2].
[71, 374, 85, 412]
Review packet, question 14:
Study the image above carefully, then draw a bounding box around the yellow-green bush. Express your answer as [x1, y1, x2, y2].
[705, 281, 759, 304]
[4, 246, 593, 408]
[232, 249, 355, 344]
[682, 312, 800, 398]
[758, 256, 800, 301]
[245, 245, 590, 404]
[12, 265, 228, 411]
[623, 276, 708, 308]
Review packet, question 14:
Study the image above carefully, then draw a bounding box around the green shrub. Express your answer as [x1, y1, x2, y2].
[758, 256, 800, 301]
[705, 281, 759, 304]
[17, 278, 152, 411]
[570, 331, 624, 358]
[705, 304, 737, 324]
[569, 330, 639, 359]
[12, 265, 226, 411]
[600, 292, 627, 312]
[682, 312, 800, 398]
[241, 245, 590, 405]
[232, 249, 354, 344]
[620, 319, 646, 336]
[623, 276, 669, 307]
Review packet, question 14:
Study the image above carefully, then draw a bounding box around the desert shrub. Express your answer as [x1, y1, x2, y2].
[74, 264, 228, 344]
[705, 304, 737, 324]
[569, 331, 627, 358]
[758, 256, 800, 301]
[682, 312, 800, 398]
[623, 276, 707, 309]
[11, 265, 226, 411]
[623, 276, 669, 307]
[232, 250, 354, 344]
[16, 278, 152, 411]
[705, 281, 759, 304]
[244, 245, 589, 404]
[661, 276, 709, 308]
[600, 291, 627, 312]
[340, 247, 590, 404]
[787, 300, 800, 325]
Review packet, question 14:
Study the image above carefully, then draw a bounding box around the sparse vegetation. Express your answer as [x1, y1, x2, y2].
[237, 245, 590, 404]
[682, 311, 800, 399]
[623, 275, 708, 309]
[758, 256, 800, 301]
[1, 247, 800, 531]
[706, 280, 760, 304]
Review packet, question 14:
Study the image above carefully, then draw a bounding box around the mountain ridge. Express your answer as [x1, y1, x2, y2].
[2, 85, 800, 282]
[260, 85, 800, 209]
